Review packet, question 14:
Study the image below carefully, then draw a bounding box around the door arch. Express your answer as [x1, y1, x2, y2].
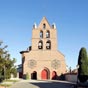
[52, 71, 57, 80]
[31, 71, 37, 80]
[41, 68, 50, 80]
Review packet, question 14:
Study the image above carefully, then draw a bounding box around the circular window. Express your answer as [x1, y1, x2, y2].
[51, 59, 61, 69]
[28, 59, 37, 69]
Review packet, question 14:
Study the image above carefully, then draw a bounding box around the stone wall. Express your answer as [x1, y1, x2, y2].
[65, 74, 77, 82]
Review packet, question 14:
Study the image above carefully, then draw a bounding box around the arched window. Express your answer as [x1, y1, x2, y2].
[46, 40, 51, 49]
[40, 31, 43, 38]
[43, 23, 46, 29]
[38, 40, 43, 49]
[46, 30, 50, 38]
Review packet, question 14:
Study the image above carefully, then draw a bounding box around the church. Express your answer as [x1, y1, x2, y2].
[20, 17, 66, 80]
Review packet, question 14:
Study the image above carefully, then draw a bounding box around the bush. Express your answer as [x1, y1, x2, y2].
[78, 75, 88, 83]
[59, 74, 65, 80]
[25, 73, 29, 80]
[11, 68, 17, 78]
[0, 75, 4, 82]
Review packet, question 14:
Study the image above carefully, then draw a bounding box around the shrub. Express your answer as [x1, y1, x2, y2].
[25, 73, 29, 80]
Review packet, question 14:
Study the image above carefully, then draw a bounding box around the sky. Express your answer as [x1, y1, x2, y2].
[0, 0, 88, 70]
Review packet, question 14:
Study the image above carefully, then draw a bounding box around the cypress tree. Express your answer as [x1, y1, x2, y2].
[78, 47, 88, 82]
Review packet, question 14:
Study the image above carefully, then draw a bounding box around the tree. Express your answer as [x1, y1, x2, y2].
[0, 41, 7, 81]
[78, 47, 88, 82]
[5, 57, 17, 79]
[0, 41, 17, 81]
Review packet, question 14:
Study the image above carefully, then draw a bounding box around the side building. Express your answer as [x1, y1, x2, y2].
[20, 17, 66, 80]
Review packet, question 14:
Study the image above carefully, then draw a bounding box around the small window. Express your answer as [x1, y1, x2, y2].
[46, 30, 50, 38]
[43, 24, 46, 29]
[46, 40, 51, 49]
[38, 40, 43, 49]
[40, 31, 43, 38]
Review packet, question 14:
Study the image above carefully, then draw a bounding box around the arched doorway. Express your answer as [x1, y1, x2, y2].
[31, 71, 37, 80]
[52, 71, 57, 80]
[41, 68, 50, 80]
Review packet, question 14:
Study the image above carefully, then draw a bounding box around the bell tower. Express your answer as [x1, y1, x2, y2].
[32, 17, 57, 51]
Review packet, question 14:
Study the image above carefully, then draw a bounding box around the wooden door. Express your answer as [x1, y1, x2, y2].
[41, 69, 48, 79]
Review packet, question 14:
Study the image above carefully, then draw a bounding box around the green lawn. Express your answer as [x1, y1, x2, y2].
[0, 84, 11, 87]
[3, 79, 19, 82]
[0, 79, 19, 87]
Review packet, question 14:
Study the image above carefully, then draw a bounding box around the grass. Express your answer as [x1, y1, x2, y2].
[0, 84, 11, 87]
[3, 79, 19, 82]
[0, 79, 19, 87]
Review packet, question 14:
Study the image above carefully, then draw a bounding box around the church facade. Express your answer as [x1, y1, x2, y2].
[20, 17, 66, 80]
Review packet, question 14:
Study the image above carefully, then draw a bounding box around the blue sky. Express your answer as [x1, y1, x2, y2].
[0, 0, 88, 70]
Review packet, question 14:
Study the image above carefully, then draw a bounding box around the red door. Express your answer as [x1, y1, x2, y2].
[41, 69, 48, 79]
[52, 71, 57, 79]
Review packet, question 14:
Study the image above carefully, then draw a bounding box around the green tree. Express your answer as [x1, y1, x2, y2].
[78, 47, 88, 82]
[0, 41, 17, 81]
[5, 57, 17, 79]
[0, 41, 7, 81]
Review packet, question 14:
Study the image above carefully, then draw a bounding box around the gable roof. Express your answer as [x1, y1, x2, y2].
[38, 17, 51, 29]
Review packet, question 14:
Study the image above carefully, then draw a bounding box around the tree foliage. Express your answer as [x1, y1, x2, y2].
[78, 47, 88, 82]
[0, 41, 17, 81]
